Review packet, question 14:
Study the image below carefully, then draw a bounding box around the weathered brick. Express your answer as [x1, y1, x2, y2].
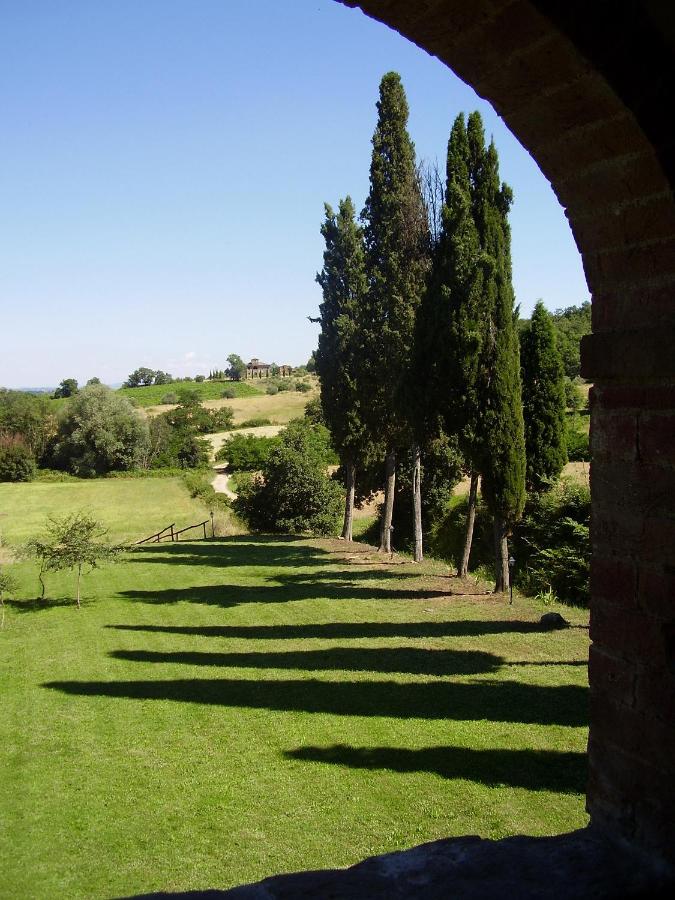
[589, 644, 637, 707]
[592, 283, 675, 331]
[590, 692, 675, 771]
[590, 555, 638, 608]
[637, 565, 675, 619]
[583, 238, 675, 293]
[557, 152, 667, 214]
[570, 193, 675, 256]
[639, 413, 675, 467]
[590, 412, 637, 461]
[593, 383, 675, 413]
[591, 599, 663, 661]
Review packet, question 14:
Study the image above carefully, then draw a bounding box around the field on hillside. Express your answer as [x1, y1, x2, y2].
[118, 380, 262, 407]
[147, 385, 318, 426]
[1, 478, 590, 898]
[0, 477, 216, 547]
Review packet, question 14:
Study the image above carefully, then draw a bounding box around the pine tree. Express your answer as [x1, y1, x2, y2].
[470, 124, 526, 592]
[520, 300, 568, 492]
[315, 197, 373, 540]
[361, 72, 430, 553]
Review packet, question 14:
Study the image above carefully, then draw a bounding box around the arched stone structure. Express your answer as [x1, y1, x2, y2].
[338, 0, 675, 866]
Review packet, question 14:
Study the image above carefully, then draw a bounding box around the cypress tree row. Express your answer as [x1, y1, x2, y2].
[361, 72, 430, 553]
[470, 124, 526, 592]
[315, 197, 372, 541]
[520, 300, 568, 492]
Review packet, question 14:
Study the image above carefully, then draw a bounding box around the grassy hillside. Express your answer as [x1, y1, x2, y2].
[1, 532, 589, 898]
[0, 476, 218, 546]
[118, 380, 262, 407]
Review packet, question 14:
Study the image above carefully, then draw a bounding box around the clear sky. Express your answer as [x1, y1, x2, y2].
[1, 0, 590, 389]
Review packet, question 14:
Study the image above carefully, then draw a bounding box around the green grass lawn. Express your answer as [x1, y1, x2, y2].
[118, 380, 263, 407]
[1, 504, 590, 897]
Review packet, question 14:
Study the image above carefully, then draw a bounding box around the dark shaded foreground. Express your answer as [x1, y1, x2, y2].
[130, 828, 674, 899]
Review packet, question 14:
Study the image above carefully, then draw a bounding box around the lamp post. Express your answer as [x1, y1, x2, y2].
[508, 556, 515, 605]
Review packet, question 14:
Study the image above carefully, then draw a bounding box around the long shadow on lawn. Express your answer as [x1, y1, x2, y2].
[284, 744, 586, 794]
[129, 537, 334, 569]
[109, 646, 504, 676]
[118, 577, 452, 608]
[44, 677, 588, 726]
[108, 620, 547, 639]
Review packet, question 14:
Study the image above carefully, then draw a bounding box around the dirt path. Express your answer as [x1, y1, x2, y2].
[211, 469, 237, 499]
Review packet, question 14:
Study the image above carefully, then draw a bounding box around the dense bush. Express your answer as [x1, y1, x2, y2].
[148, 416, 210, 470]
[0, 434, 36, 482]
[160, 393, 178, 405]
[221, 388, 236, 399]
[0, 388, 55, 461]
[295, 381, 311, 392]
[215, 433, 280, 470]
[266, 384, 279, 395]
[233, 419, 342, 535]
[566, 424, 591, 461]
[238, 417, 272, 428]
[50, 385, 150, 476]
[512, 480, 590, 606]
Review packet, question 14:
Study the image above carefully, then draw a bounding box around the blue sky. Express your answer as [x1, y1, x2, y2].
[0, 0, 590, 388]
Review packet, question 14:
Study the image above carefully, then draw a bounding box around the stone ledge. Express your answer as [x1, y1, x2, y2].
[133, 827, 674, 899]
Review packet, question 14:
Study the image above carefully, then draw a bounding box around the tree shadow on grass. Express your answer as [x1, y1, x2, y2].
[117, 575, 452, 608]
[107, 620, 547, 640]
[44, 677, 588, 726]
[6, 597, 86, 613]
[109, 646, 504, 677]
[128, 536, 334, 569]
[284, 744, 586, 794]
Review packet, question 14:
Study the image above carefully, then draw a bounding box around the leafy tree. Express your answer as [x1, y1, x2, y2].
[0, 434, 36, 482]
[361, 71, 431, 553]
[520, 301, 568, 491]
[0, 389, 55, 461]
[215, 433, 280, 470]
[51, 384, 150, 476]
[24, 512, 120, 607]
[148, 416, 210, 469]
[306, 352, 317, 373]
[153, 370, 173, 385]
[124, 367, 156, 388]
[53, 378, 78, 399]
[234, 418, 342, 535]
[551, 302, 591, 380]
[195, 375, 205, 383]
[316, 197, 373, 540]
[226, 354, 247, 382]
[86, 377, 101, 386]
[468, 116, 526, 592]
[304, 396, 325, 426]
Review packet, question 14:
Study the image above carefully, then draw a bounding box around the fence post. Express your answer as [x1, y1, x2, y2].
[203, 522, 207, 539]
[171, 524, 175, 542]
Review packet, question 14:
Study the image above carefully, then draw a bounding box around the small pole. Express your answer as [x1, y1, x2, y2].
[203, 521, 207, 539]
[210, 510, 215, 538]
[508, 556, 515, 605]
[170, 523, 175, 542]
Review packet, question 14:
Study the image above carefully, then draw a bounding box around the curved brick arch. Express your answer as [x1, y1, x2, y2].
[341, 0, 675, 863]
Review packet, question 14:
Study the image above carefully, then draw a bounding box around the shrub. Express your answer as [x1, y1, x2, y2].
[0, 435, 36, 482]
[512, 480, 590, 606]
[238, 417, 272, 428]
[266, 384, 279, 395]
[566, 425, 590, 461]
[221, 387, 236, 399]
[160, 392, 178, 405]
[215, 434, 280, 470]
[295, 381, 311, 392]
[195, 375, 205, 383]
[234, 419, 342, 535]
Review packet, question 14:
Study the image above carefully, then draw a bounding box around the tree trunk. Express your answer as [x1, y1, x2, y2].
[412, 443, 423, 562]
[342, 463, 356, 542]
[379, 450, 396, 553]
[38, 564, 46, 600]
[459, 472, 479, 578]
[76, 564, 82, 609]
[493, 515, 509, 593]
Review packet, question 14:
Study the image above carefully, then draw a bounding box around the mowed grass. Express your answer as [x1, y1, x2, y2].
[0, 476, 212, 546]
[1, 481, 590, 898]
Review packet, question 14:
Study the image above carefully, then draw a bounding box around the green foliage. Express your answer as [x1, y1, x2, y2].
[295, 381, 311, 393]
[316, 196, 372, 475]
[153, 370, 173, 386]
[86, 377, 101, 386]
[52, 378, 78, 399]
[226, 353, 247, 382]
[50, 384, 150, 477]
[566, 424, 591, 462]
[118, 380, 260, 407]
[215, 433, 280, 470]
[234, 419, 342, 535]
[24, 511, 121, 605]
[125, 367, 158, 388]
[194, 375, 205, 383]
[160, 392, 178, 405]
[551, 302, 591, 380]
[0, 435, 36, 482]
[520, 301, 568, 491]
[221, 387, 236, 399]
[303, 397, 324, 426]
[266, 384, 279, 395]
[306, 351, 317, 373]
[238, 417, 272, 428]
[512, 480, 590, 606]
[162, 395, 234, 435]
[148, 416, 210, 470]
[0, 388, 55, 461]
[563, 378, 583, 412]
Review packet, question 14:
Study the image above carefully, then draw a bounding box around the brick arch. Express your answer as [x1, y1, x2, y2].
[341, 0, 675, 863]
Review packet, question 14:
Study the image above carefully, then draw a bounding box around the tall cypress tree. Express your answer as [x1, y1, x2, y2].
[470, 126, 526, 592]
[315, 197, 372, 540]
[520, 300, 568, 492]
[361, 72, 430, 553]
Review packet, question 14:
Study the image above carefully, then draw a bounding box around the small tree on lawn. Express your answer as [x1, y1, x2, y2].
[25, 513, 120, 608]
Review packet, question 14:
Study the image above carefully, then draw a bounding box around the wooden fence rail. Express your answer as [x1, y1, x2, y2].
[135, 519, 210, 545]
